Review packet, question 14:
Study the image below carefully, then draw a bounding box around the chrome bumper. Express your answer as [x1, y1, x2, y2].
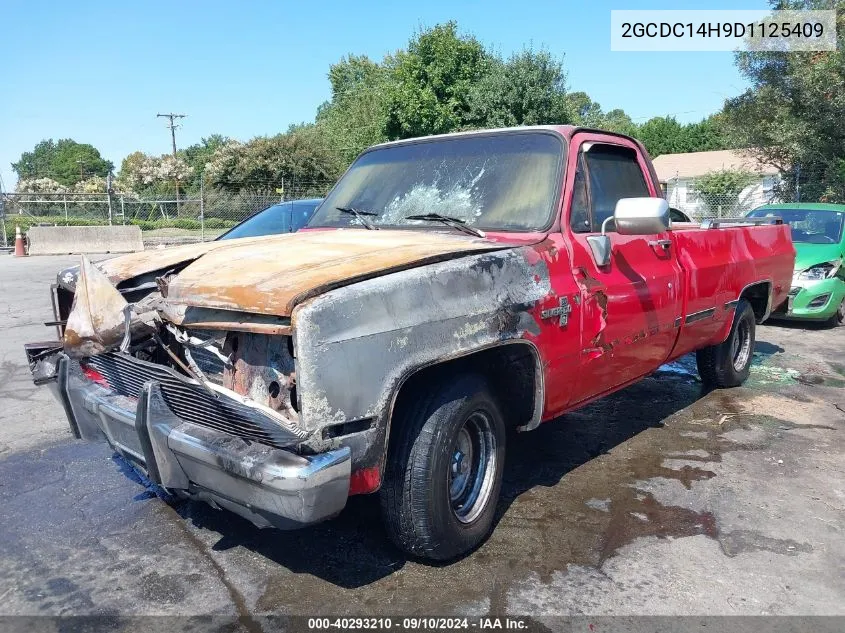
[46, 353, 351, 529]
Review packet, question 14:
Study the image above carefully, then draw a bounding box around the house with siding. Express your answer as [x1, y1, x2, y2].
[652, 149, 781, 218]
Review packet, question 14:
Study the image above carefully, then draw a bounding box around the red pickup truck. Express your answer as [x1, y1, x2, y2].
[26, 126, 794, 561]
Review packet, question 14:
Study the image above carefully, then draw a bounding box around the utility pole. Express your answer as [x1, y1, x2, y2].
[157, 113, 186, 213]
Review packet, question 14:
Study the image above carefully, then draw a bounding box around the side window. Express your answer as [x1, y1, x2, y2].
[583, 145, 649, 232]
[569, 156, 591, 233]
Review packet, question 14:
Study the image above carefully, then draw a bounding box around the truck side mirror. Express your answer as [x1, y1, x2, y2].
[584, 198, 670, 268]
[614, 198, 670, 235]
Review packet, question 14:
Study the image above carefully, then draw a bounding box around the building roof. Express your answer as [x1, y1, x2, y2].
[652, 149, 780, 182]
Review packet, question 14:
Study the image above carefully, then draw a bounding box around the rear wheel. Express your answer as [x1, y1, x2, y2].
[380, 374, 506, 561]
[696, 299, 756, 388]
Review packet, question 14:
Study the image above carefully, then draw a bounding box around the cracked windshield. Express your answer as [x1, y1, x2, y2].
[308, 131, 563, 231]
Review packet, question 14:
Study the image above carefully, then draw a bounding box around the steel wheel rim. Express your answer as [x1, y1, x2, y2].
[448, 410, 497, 524]
[732, 319, 752, 371]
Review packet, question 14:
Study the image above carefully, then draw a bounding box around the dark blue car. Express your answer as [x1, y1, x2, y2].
[218, 198, 323, 240]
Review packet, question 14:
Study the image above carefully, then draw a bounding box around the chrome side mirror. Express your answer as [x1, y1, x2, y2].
[614, 197, 670, 235]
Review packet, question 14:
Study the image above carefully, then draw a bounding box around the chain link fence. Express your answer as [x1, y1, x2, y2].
[663, 176, 779, 220]
[2, 173, 841, 248]
[0, 179, 336, 247]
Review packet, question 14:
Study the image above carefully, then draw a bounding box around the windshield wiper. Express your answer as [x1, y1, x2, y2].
[336, 206, 379, 230]
[404, 213, 486, 238]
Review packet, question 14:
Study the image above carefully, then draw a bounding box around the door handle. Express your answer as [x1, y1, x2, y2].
[648, 239, 672, 250]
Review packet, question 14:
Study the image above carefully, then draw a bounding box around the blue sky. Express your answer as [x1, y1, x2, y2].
[0, 0, 766, 188]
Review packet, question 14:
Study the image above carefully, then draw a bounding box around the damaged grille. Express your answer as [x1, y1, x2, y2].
[86, 352, 302, 449]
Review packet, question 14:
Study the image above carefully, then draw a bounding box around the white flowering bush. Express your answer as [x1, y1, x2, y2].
[15, 177, 67, 195]
[119, 153, 193, 188]
[202, 141, 244, 185]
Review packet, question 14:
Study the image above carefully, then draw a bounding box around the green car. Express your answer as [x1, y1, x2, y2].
[748, 203, 845, 326]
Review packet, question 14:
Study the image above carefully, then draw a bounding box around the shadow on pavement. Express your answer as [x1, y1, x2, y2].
[176, 371, 707, 589]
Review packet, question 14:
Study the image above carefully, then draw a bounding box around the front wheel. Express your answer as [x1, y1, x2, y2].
[380, 374, 506, 561]
[696, 299, 756, 388]
[825, 298, 845, 328]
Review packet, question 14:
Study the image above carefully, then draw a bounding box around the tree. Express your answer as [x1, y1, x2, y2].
[384, 22, 491, 139]
[13, 139, 113, 186]
[467, 48, 572, 128]
[117, 151, 192, 197]
[316, 55, 390, 165]
[682, 115, 731, 153]
[690, 169, 757, 214]
[566, 92, 605, 127]
[723, 0, 845, 201]
[204, 125, 341, 195]
[180, 135, 230, 191]
[634, 117, 689, 157]
[600, 109, 637, 136]
[631, 115, 730, 157]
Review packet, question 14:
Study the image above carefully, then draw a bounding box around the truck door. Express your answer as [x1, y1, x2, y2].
[565, 133, 683, 401]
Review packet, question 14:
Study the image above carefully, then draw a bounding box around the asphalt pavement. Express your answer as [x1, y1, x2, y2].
[0, 254, 843, 623]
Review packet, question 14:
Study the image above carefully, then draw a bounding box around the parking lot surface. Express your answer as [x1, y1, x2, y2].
[0, 254, 843, 618]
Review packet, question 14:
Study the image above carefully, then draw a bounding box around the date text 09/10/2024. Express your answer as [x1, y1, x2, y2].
[306, 617, 529, 630]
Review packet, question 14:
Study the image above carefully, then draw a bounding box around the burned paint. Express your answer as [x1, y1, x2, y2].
[291, 247, 551, 468]
[163, 230, 514, 317]
[223, 333, 298, 420]
[96, 239, 239, 284]
[63, 256, 132, 357]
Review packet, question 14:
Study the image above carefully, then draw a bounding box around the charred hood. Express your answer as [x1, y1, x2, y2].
[96, 230, 512, 317]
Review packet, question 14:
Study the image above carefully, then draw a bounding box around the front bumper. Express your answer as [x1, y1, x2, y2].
[32, 351, 351, 529]
[771, 278, 845, 321]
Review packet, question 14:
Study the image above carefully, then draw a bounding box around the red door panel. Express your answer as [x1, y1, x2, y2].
[564, 133, 683, 402]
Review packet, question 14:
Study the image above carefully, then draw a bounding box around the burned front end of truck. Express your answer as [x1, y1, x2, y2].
[25, 129, 561, 550]
[25, 230, 548, 531]
[27, 250, 353, 529]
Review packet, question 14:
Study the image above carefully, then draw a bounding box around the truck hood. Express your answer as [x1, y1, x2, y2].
[110, 230, 511, 317]
[793, 243, 842, 272]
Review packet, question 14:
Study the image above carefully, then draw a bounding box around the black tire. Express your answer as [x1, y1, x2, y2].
[696, 299, 756, 388]
[380, 373, 506, 561]
[825, 299, 845, 328]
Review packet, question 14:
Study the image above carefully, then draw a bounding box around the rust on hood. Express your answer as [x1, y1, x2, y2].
[95, 236, 269, 284]
[162, 229, 508, 317]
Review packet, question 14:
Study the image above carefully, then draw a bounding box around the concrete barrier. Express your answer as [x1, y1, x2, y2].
[27, 225, 145, 255]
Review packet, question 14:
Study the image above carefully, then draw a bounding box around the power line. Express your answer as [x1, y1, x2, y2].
[156, 113, 187, 157]
[157, 113, 187, 209]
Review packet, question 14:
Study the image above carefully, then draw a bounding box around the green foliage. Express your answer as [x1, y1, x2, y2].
[690, 169, 756, 209]
[316, 55, 391, 165]
[634, 115, 730, 158]
[179, 135, 230, 191]
[723, 0, 845, 202]
[635, 117, 688, 156]
[565, 92, 605, 127]
[204, 124, 341, 193]
[467, 48, 571, 128]
[601, 109, 637, 136]
[318, 24, 583, 156]
[13, 139, 113, 186]
[128, 217, 235, 231]
[384, 22, 491, 139]
[2, 215, 237, 241]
